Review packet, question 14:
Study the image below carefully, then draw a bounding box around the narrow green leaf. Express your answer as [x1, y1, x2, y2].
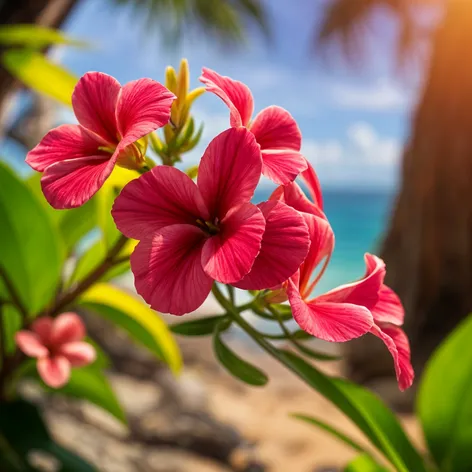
[78, 283, 182, 374]
[171, 315, 228, 336]
[417, 313, 472, 472]
[292, 413, 367, 453]
[1, 304, 22, 355]
[2, 50, 77, 105]
[67, 241, 106, 287]
[344, 454, 389, 472]
[213, 320, 268, 386]
[0, 25, 87, 48]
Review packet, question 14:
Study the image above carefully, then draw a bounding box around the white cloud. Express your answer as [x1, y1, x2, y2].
[302, 140, 343, 165]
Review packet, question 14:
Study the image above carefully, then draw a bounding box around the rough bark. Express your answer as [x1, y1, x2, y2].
[344, 0, 472, 409]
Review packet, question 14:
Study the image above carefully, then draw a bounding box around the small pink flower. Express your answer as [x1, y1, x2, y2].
[26, 72, 175, 209]
[112, 127, 311, 315]
[15, 313, 96, 388]
[272, 171, 414, 390]
[200, 68, 308, 185]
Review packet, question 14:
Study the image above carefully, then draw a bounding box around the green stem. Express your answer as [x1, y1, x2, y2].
[0, 268, 28, 320]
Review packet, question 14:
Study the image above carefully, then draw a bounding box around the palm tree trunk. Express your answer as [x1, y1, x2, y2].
[344, 0, 472, 408]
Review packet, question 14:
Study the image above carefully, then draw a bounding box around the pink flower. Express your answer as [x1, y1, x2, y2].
[26, 72, 175, 209]
[112, 127, 310, 315]
[200, 68, 308, 185]
[272, 172, 414, 390]
[15, 313, 96, 388]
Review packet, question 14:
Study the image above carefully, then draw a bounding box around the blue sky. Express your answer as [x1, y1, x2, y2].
[28, 0, 427, 190]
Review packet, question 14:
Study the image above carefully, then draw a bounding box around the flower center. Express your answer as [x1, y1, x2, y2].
[196, 218, 220, 235]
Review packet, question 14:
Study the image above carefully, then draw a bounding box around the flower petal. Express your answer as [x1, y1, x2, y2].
[116, 78, 175, 146]
[260, 149, 308, 185]
[58, 342, 96, 367]
[315, 253, 385, 311]
[197, 128, 262, 218]
[200, 67, 254, 127]
[26, 124, 108, 172]
[234, 201, 310, 290]
[15, 331, 48, 358]
[287, 279, 374, 342]
[131, 224, 212, 316]
[372, 284, 405, 326]
[37, 356, 71, 389]
[41, 155, 115, 209]
[112, 165, 209, 240]
[72, 72, 121, 144]
[31, 317, 54, 344]
[302, 161, 324, 210]
[250, 105, 301, 151]
[201, 203, 265, 284]
[50, 312, 86, 346]
[371, 324, 414, 391]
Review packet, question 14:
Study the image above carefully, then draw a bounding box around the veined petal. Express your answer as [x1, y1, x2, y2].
[31, 317, 54, 345]
[37, 356, 70, 388]
[26, 124, 108, 172]
[200, 67, 254, 127]
[250, 105, 301, 151]
[41, 154, 115, 209]
[112, 165, 209, 240]
[234, 201, 310, 290]
[116, 78, 175, 146]
[59, 342, 96, 367]
[50, 312, 86, 346]
[315, 253, 385, 311]
[371, 324, 414, 391]
[15, 331, 48, 358]
[201, 203, 265, 284]
[302, 161, 324, 210]
[72, 72, 121, 144]
[197, 128, 262, 218]
[287, 279, 374, 342]
[261, 149, 308, 185]
[131, 225, 212, 316]
[372, 284, 405, 326]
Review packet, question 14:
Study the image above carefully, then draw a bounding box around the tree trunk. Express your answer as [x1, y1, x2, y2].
[344, 0, 472, 409]
[0, 0, 78, 131]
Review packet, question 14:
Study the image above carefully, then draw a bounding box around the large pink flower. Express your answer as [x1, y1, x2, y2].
[200, 68, 308, 185]
[15, 313, 96, 388]
[26, 72, 175, 209]
[272, 175, 414, 390]
[112, 127, 310, 315]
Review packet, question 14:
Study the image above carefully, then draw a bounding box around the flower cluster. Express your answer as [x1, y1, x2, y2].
[25, 68, 413, 391]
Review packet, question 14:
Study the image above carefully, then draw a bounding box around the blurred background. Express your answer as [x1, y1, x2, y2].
[0, 0, 467, 470]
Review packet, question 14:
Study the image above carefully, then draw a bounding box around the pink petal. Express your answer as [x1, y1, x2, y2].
[371, 324, 414, 391]
[15, 331, 48, 358]
[58, 342, 96, 367]
[234, 201, 310, 290]
[112, 165, 209, 240]
[26, 124, 108, 173]
[41, 154, 115, 209]
[37, 356, 71, 389]
[200, 67, 254, 127]
[250, 105, 301, 151]
[131, 224, 213, 316]
[315, 254, 386, 311]
[372, 284, 405, 326]
[50, 312, 86, 346]
[72, 72, 121, 144]
[197, 128, 262, 218]
[116, 78, 175, 146]
[287, 279, 374, 342]
[201, 203, 265, 284]
[261, 149, 308, 185]
[302, 161, 324, 210]
[31, 317, 54, 344]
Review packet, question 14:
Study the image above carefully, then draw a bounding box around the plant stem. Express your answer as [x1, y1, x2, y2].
[0, 268, 28, 320]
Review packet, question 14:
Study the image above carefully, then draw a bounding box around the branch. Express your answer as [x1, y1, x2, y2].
[0, 267, 28, 319]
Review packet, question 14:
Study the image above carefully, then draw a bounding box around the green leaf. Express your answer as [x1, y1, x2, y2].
[67, 240, 106, 287]
[1, 304, 22, 355]
[344, 454, 389, 472]
[0, 25, 87, 49]
[85, 337, 111, 370]
[292, 413, 367, 453]
[0, 163, 63, 314]
[78, 283, 182, 374]
[417, 313, 472, 472]
[213, 320, 268, 386]
[2, 50, 77, 105]
[277, 350, 425, 472]
[171, 315, 228, 336]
